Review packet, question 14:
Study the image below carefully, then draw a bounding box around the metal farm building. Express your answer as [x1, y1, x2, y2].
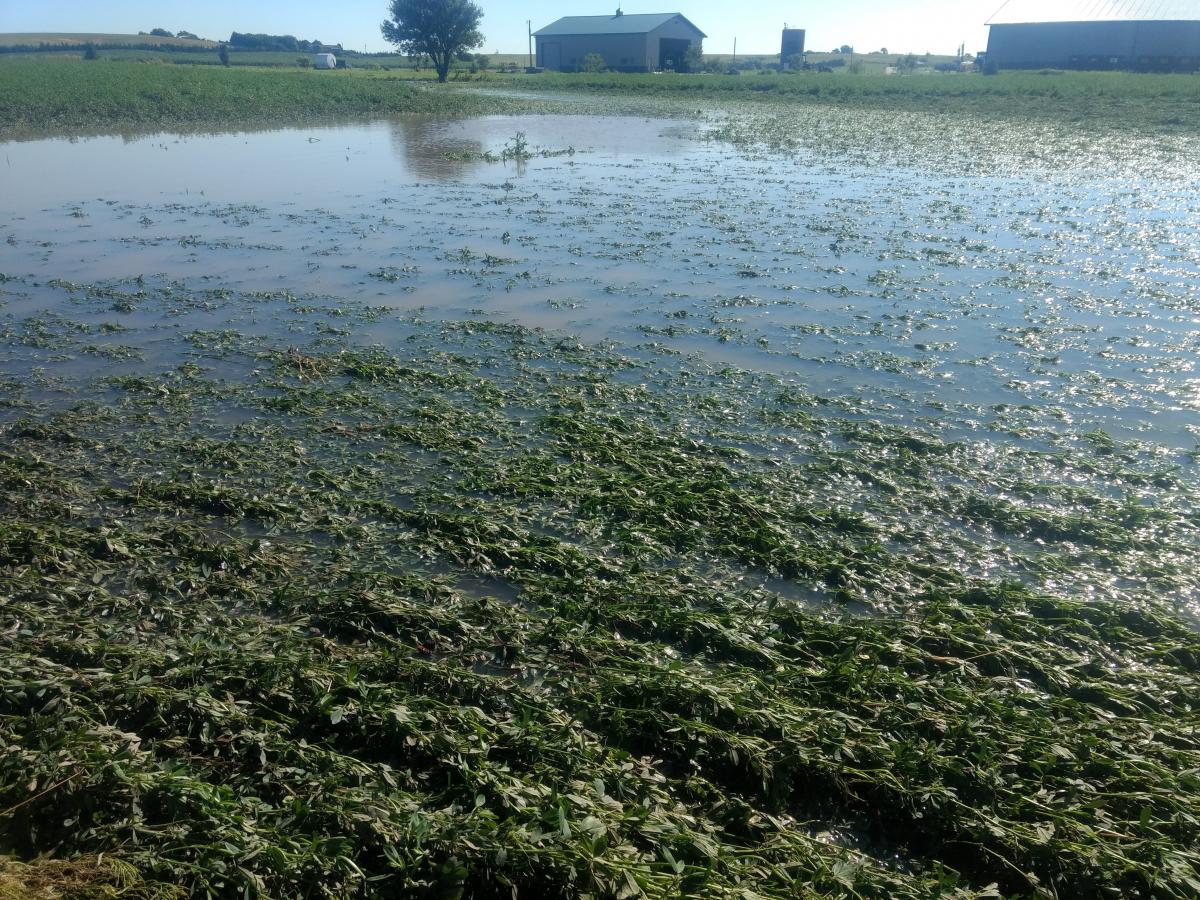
[534, 11, 705, 72]
[986, 0, 1200, 71]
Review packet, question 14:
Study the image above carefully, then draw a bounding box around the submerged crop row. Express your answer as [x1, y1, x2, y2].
[1, 275, 1198, 898]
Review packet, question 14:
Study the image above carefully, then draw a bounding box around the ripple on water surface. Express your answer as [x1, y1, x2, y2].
[2, 112, 1197, 448]
[0, 110, 1197, 620]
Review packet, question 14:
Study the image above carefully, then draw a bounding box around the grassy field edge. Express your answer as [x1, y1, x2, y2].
[0, 60, 517, 137]
[3, 59, 1199, 139]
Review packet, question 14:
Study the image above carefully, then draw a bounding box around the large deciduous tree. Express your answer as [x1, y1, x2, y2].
[381, 0, 484, 83]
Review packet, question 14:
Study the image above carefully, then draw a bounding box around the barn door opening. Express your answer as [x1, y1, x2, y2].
[542, 42, 562, 71]
[659, 38, 692, 71]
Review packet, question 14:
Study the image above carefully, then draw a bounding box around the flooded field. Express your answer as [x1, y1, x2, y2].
[2, 106, 1199, 897]
[5, 113, 1199, 447]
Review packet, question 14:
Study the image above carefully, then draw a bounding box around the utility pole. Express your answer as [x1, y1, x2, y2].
[527, 20, 533, 68]
[733, 36, 737, 66]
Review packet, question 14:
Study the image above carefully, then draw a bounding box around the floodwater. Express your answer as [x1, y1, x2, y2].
[4, 105, 1199, 900]
[2, 111, 1199, 450]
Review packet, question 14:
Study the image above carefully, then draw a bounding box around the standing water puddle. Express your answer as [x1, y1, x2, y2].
[4, 112, 1197, 447]
[1, 109, 1198, 620]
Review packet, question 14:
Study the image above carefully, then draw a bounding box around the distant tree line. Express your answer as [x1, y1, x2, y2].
[0, 40, 215, 55]
[139, 29, 203, 40]
[0, 29, 355, 58]
[0, 28, 221, 55]
[228, 33, 343, 53]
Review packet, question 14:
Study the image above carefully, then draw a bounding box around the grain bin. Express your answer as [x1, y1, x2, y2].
[781, 28, 806, 65]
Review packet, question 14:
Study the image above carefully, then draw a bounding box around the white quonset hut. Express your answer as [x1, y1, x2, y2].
[986, 0, 1200, 71]
[534, 10, 705, 72]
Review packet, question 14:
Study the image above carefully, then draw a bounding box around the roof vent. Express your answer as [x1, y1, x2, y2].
[615, 8, 623, 16]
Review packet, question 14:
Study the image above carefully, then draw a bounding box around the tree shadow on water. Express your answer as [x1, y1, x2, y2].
[388, 118, 486, 182]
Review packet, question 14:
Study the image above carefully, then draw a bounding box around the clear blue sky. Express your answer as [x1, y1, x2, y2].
[0, 1, 1003, 55]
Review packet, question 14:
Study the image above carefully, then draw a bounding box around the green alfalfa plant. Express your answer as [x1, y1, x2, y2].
[501, 130, 530, 160]
[581, 52, 607, 73]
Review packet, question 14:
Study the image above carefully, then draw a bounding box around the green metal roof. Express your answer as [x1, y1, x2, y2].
[534, 13, 705, 38]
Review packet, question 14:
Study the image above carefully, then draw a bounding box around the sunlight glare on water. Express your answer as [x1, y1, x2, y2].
[1, 110, 1198, 450]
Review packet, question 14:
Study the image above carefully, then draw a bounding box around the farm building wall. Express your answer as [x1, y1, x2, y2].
[646, 19, 704, 69]
[987, 20, 1200, 70]
[535, 20, 703, 72]
[536, 33, 651, 71]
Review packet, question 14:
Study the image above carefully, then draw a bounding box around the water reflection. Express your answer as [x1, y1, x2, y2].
[3, 112, 1196, 448]
[388, 118, 486, 182]
[386, 113, 694, 183]
[0, 115, 690, 209]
